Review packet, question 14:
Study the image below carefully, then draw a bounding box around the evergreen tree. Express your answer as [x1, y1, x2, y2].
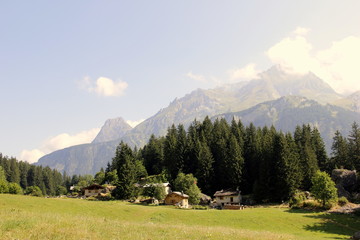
[142, 135, 164, 175]
[242, 123, 260, 194]
[331, 130, 351, 169]
[113, 142, 138, 199]
[254, 126, 276, 202]
[195, 136, 214, 195]
[224, 134, 244, 189]
[348, 122, 360, 171]
[163, 125, 179, 180]
[210, 118, 230, 191]
[9, 158, 20, 184]
[311, 128, 329, 172]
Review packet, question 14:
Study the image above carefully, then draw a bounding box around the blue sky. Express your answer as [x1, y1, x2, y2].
[1, 1, 360, 163]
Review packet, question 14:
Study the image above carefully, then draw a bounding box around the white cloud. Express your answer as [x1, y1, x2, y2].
[20, 149, 45, 164]
[229, 63, 260, 81]
[126, 119, 145, 128]
[293, 27, 310, 36]
[265, 27, 360, 93]
[20, 128, 100, 164]
[81, 76, 128, 97]
[186, 72, 207, 82]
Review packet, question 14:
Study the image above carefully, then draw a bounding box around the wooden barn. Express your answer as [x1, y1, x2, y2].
[83, 184, 105, 197]
[164, 191, 189, 208]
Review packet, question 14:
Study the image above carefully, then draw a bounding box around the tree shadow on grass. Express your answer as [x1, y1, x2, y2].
[286, 209, 360, 239]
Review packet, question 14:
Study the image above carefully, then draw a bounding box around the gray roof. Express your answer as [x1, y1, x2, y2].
[214, 189, 240, 197]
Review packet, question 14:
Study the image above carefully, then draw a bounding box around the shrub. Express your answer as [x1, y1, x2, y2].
[302, 200, 322, 210]
[338, 196, 349, 206]
[56, 186, 67, 196]
[289, 191, 307, 208]
[25, 186, 43, 197]
[8, 183, 23, 194]
[354, 208, 360, 216]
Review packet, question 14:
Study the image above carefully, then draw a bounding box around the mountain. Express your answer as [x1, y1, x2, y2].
[36, 65, 348, 175]
[333, 90, 360, 113]
[92, 117, 132, 144]
[214, 95, 360, 152]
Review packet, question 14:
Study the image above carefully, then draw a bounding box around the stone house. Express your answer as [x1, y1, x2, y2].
[164, 191, 189, 208]
[213, 189, 241, 208]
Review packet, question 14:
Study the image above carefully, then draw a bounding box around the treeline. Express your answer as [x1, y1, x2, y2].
[0, 154, 98, 196]
[107, 117, 360, 202]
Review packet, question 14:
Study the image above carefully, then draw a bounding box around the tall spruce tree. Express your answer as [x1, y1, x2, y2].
[225, 134, 244, 189]
[112, 142, 138, 199]
[163, 125, 179, 180]
[331, 130, 351, 169]
[195, 136, 214, 195]
[348, 122, 360, 171]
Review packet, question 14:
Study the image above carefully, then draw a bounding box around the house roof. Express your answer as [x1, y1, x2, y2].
[168, 191, 189, 198]
[214, 189, 240, 197]
[83, 184, 105, 190]
[143, 182, 170, 188]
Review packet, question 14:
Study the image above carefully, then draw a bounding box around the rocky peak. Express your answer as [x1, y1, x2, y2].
[92, 117, 132, 144]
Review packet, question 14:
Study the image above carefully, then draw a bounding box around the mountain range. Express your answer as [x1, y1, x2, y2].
[36, 66, 360, 175]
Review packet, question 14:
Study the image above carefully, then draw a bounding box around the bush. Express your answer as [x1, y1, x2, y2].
[56, 186, 68, 196]
[8, 183, 23, 194]
[289, 191, 307, 208]
[0, 181, 9, 193]
[25, 186, 43, 197]
[338, 196, 349, 206]
[302, 200, 322, 210]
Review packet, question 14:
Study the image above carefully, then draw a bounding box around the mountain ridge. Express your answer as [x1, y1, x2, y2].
[35, 66, 357, 175]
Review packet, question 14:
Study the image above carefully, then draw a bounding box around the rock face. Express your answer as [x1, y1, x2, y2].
[92, 117, 132, 143]
[332, 169, 358, 199]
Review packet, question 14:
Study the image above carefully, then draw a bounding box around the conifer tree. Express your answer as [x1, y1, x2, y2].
[311, 128, 329, 172]
[225, 134, 244, 189]
[331, 130, 351, 169]
[163, 125, 179, 180]
[348, 122, 360, 171]
[195, 136, 214, 195]
[113, 142, 138, 199]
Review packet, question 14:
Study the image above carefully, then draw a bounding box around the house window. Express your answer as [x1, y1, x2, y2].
[230, 197, 233, 202]
[220, 196, 224, 200]
[89, 190, 92, 193]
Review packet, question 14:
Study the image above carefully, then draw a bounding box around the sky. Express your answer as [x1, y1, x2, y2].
[1, 1, 360, 163]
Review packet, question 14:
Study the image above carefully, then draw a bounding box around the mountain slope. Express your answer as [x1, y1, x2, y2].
[214, 95, 360, 152]
[36, 66, 347, 175]
[92, 117, 132, 144]
[333, 90, 360, 113]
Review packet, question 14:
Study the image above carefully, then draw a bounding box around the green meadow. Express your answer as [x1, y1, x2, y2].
[0, 194, 359, 240]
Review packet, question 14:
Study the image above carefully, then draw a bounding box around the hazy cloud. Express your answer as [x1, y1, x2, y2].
[20, 149, 45, 164]
[266, 27, 360, 93]
[229, 63, 260, 81]
[81, 76, 128, 97]
[293, 27, 310, 36]
[20, 128, 100, 163]
[126, 119, 145, 128]
[186, 72, 207, 82]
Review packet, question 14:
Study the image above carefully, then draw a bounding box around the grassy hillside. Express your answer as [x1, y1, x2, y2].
[0, 195, 359, 239]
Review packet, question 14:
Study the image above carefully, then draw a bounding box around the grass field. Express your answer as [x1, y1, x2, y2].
[0, 194, 359, 239]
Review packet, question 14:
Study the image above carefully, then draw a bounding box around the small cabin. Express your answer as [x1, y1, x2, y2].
[83, 184, 106, 197]
[164, 191, 189, 208]
[214, 189, 241, 208]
